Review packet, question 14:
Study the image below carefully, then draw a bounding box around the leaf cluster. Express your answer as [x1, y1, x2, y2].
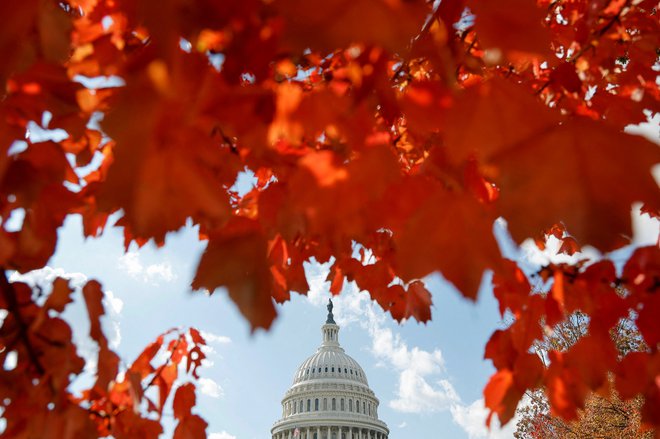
[0, 0, 658, 435]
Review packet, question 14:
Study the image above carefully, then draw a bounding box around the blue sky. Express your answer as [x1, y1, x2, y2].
[18, 215, 520, 439]
[10, 117, 658, 439]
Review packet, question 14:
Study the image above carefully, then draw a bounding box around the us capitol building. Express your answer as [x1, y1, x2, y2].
[271, 299, 390, 439]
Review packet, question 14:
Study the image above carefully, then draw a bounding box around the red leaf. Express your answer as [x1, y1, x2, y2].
[484, 369, 523, 426]
[550, 63, 582, 94]
[44, 277, 73, 313]
[173, 383, 196, 420]
[82, 280, 106, 344]
[130, 336, 164, 379]
[328, 264, 344, 296]
[189, 328, 206, 346]
[405, 281, 433, 323]
[157, 363, 178, 414]
[173, 414, 208, 439]
[493, 260, 531, 317]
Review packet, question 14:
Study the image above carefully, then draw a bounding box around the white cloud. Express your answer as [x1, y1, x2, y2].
[369, 324, 459, 413]
[397, 422, 407, 428]
[304, 261, 460, 414]
[118, 251, 176, 285]
[450, 398, 522, 439]
[10, 266, 87, 291]
[200, 330, 232, 345]
[196, 331, 232, 368]
[197, 377, 223, 398]
[117, 251, 142, 277]
[209, 432, 237, 439]
[102, 290, 123, 349]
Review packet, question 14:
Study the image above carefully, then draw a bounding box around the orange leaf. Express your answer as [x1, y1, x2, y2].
[82, 280, 107, 345]
[328, 264, 344, 296]
[467, 0, 552, 56]
[192, 218, 277, 331]
[82, 280, 119, 392]
[394, 182, 501, 300]
[130, 335, 165, 380]
[484, 369, 522, 426]
[443, 78, 561, 165]
[557, 236, 580, 256]
[276, 0, 428, 54]
[492, 118, 660, 250]
[157, 363, 178, 413]
[112, 410, 163, 439]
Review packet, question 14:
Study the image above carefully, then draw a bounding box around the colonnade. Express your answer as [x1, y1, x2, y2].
[273, 427, 387, 439]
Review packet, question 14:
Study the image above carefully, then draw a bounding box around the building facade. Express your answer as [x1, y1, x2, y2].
[271, 300, 389, 439]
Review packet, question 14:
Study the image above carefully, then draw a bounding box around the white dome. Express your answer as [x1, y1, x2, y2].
[272, 300, 389, 439]
[292, 344, 368, 386]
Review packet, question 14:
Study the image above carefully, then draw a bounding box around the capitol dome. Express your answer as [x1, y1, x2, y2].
[272, 300, 389, 439]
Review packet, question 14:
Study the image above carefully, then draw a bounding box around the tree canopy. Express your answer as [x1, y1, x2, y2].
[0, 0, 658, 437]
[514, 311, 653, 438]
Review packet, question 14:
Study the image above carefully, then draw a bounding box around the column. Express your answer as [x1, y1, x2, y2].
[317, 426, 321, 439]
[288, 430, 292, 439]
[339, 426, 342, 439]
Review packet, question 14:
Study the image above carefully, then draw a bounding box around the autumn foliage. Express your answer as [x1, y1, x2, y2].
[0, 0, 658, 437]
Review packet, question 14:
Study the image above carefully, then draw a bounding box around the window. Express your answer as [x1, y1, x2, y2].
[363, 401, 366, 414]
[323, 398, 327, 410]
[293, 402, 296, 414]
[368, 403, 371, 416]
[300, 400, 303, 413]
[349, 399, 353, 412]
[331, 367, 334, 372]
[307, 399, 311, 412]
[357, 399, 360, 413]
[341, 398, 345, 411]
[315, 398, 319, 411]
[332, 398, 336, 411]
[344, 368, 347, 373]
[325, 367, 328, 372]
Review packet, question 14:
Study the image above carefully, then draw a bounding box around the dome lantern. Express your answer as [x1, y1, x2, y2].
[322, 299, 340, 347]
